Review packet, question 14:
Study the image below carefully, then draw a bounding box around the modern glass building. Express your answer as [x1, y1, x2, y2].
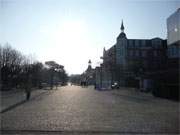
[167, 8, 180, 58]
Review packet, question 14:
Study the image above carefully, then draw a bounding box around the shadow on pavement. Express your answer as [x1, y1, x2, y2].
[0, 100, 27, 113]
[0, 90, 50, 114]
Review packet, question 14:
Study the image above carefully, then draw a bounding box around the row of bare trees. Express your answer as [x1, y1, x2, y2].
[0, 44, 68, 91]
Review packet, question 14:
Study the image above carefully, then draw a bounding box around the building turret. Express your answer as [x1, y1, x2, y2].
[117, 20, 127, 40]
[121, 20, 124, 32]
[88, 59, 91, 66]
[88, 59, 92, 70]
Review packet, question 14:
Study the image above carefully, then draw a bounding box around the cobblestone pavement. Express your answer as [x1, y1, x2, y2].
[1, 86, 179, 134]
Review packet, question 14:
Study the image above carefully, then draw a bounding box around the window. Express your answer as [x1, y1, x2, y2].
[173, 46, 177, 56]
[142, 51, 146, 57]
[135, 40, 139, 48]
[152, 39, 162, 48]
[170, 46, 174, 56]
[129, 50, 134, 57]
[128, 40, 134, 48]
[142, 40, 146, 46]
[154, 51, 158, 57]
[135, 50, 139, 57]
[168, 48, 170, 56]
[122, 49, 125, 56]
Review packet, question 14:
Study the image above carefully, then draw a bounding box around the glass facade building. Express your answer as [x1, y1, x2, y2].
[167, 8, 180, 58]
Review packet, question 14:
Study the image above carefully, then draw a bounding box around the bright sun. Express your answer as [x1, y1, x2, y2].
[48, 20, 92, 73]
[56, 20, 87, 46]
[39, 20, 98, 74]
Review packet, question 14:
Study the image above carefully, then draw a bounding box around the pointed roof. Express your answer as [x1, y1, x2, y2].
[88, 59, 91, 65]
[87, 59, 92, 72]
[120, 20, 124, 32]
[117, 20, 126, 40]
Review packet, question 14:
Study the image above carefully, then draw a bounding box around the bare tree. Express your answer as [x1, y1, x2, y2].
[1, 44, 24, 90]
[1, 44, 68, 92]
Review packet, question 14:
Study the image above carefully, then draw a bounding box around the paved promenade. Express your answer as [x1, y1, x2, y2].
[1, 86, 179, 134]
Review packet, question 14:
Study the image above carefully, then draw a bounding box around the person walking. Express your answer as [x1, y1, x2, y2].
[25, 86, 31, 100]
[25, 75, 32, 100]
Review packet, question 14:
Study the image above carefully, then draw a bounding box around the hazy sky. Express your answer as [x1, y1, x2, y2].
[1, 0, 179, 74]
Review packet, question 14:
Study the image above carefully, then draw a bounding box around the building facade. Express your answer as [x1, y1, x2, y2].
[96, 21, 167, 90]
[81, 60, 95, 86]
[167, 8, 180, 46]
[167, 8, 180, 65]
[155, 8, 180, 100]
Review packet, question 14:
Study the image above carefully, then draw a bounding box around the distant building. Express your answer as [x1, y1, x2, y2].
[100, 46, 116, 89]
[116, 22, 167, 89]
[97, 21, 167, 90]
[95, 10, 179, 99]
[81, 60, 95, 85]
[95, 66, 101, 89]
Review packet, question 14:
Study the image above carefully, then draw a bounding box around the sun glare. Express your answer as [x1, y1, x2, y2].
[39, 19, 99, 74]
[55, 20, 87, 46]
[45, 20, 92, 74]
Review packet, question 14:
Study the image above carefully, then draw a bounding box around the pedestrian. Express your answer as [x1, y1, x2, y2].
[94, 82, 97, 89]
[25, 87, 31, 100]
[25, 75, 32, 100]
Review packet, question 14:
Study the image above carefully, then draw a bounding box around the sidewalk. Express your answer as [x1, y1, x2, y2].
[109, 87, 178, 104]
[0, 89, 48, 113]
[112, 87, 153, 97]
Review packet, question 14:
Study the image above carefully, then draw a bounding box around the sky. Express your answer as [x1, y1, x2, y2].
[1, 0, 179, 75]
